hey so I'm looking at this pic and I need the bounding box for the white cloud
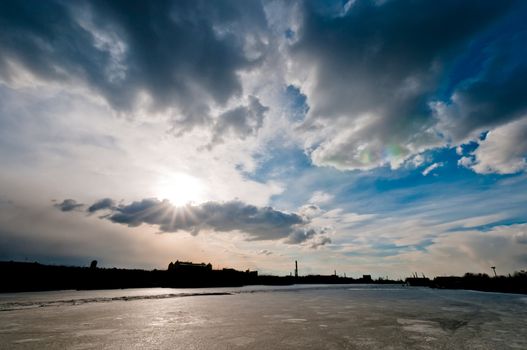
[463,116,527,174]
[409,154,426,168]
[422,162,444,176]
[309,191,333,204]
[439,213,507,229]
[457,156,474,168]
[311,208,376,233]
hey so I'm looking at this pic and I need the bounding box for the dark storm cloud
[208,96,269,148]
[295,0,512,119]
[435,53,527,142]
[1,0,523,173]
[87,198,322,243]
[291,0,520,169]
[0,0,268,132]
[87,198,115,213]
[54,199,83,212]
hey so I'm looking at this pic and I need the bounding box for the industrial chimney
[295,260,298,278]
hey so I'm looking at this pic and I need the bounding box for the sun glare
[155,173,206,206]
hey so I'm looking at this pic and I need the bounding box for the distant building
[168,260,212,272]
[362,274,372,282]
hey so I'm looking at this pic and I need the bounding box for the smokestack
[295,260,298,278]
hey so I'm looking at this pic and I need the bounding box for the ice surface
[0,285,526,349]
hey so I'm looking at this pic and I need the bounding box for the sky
[1,0,526,278]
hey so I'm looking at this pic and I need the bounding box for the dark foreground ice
[0,284,526,349]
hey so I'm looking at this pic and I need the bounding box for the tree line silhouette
[1,260,525,294]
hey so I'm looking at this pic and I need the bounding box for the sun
[155,173,206,206]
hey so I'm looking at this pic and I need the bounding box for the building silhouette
[168,260,212,272]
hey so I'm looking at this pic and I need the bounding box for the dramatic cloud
[54,199,83,212]
[1,0,524,172]
[0,0,269,133]
[84,198,327,244]
[2,0,527,275]
[288,0,519,170]
[458,116,527,174]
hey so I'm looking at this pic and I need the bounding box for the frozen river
[0,284,526,349]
